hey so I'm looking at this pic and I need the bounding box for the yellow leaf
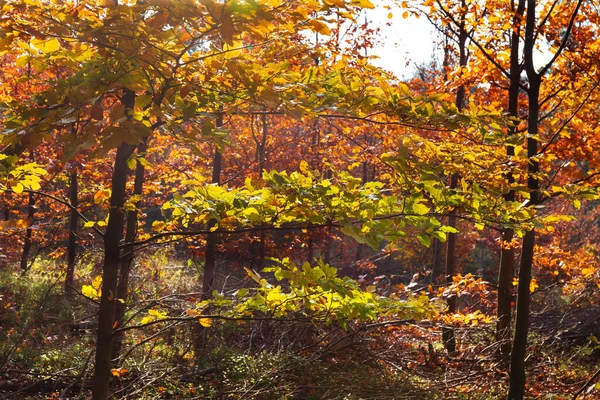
[199,317,212,327]
[31,38,60,53]
[152,221,166,231]
[354,0,374,8]
[387,12,393,19]
[94,189,110,205]
[111,367,129,377]
[529,278,539,293]
[43,39,60,53]
[81,284,98,299]
[12,183,23,194]
[92,275,102,290]
[310,20,331,35]
[299,160,309,174]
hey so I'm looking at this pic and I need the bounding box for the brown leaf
[221,13,234,43]
[90,104,104,121]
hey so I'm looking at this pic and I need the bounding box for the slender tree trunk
[307,229,314,266]
[442,174,459,356]
[497,0,526,362]
[507,0,583,394]
[431,238,443,284]
[111,139,148,362]
[442,2,467,356]
[258,112,267,269]
[194,113,223,359]
[507,1,540,396]
[20,189,35,272]
[65,169,79,295]
[3,192,9,221]
[92,89,136,400]
[203,114,223,296]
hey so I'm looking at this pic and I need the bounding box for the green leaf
[412,202,429,215]
[417,234,431,247]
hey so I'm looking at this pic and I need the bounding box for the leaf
[94,189,111,205]
[221,13,234,43]
[32,38,60,53]
[244,267,262,284]
[310,20,331,35]
[90,104,104,120]
[417,234,431,247]
[412,202,429,215]
[529,278,539,293]
[12,183,24,194]
[199,317,212,327]
[111,368,128,378]
[152,221,166,231]
[82,284,98,299]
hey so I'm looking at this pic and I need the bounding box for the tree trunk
[20,189,35,272]
[111,139,148,362]
[496,0,525,361]
[442,2,467,356]
[91,89,137,400]
[65,169,79,295]
[430,238,443,284]
[194,113,223,359]
[258,112,267,269]
[507,1,540,395]
[442,174,459,356]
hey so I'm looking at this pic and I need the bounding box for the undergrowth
[0,249,599,399]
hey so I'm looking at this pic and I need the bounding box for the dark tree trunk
[307,229,314,266]
[203,113,223,296]
[507,1,583,395]
[65,169,79,295]
[194,113,223,359]
[111,139,148,362]
[3,192,9,221]
[508,0,540,395]
[91,89,137,400]
[497,0,525,362]
[258,112,267,269]
[431,238,443,284]
[20,189,35,272]
[442,3,467,356]
[442,175,459,356]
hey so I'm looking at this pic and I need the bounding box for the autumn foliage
[1,0,600,399]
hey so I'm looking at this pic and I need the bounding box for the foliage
[1,0,600,399]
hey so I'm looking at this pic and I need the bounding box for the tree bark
[194,113,223,359]
[91,89,137,400]
[442,2,467,356]
[496,0,525,362]
[258,112,267,269]
[19,189,35,272]
[442,174,459,356]
[65,169,79,295]
[507,1,540,396]
[111,138,148,362]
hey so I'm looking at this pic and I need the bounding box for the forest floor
[1,254,600,399]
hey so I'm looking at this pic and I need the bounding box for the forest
[1,0,600,399]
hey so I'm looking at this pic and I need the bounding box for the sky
[365,2,439,78]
